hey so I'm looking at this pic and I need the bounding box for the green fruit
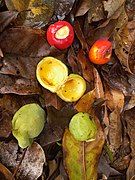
[69,112,97,141]
[12,103,45,148]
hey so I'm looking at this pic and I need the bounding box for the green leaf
[62,128,105,180]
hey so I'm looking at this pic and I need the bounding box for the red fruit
[47,21,74,50]
[89,39,112,65]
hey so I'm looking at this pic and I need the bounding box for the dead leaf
[17,142,46,180]
[124,107,135,157]
[114,21,135,74]
[74,21,89,51]
[0,74,41,95]
[42,89,64,110]
[127,159,135,180]
[105,88,124,112]
[5,0,54,27]
[39,105,77,146]
[54,0,75,19]
[0,141,46,180]
[75,0,90,17]
[101,62,132,96]
[0,163,15,180]
[0,11,18,33]
[108,109,122,152]
[68,47,81,74]
[75,89,96,114]
[88,0,105,22]
[77,49,94,84]
[124,95,135,111]
[0,27,50,57]
[62,127,105,180]
[93,68,104,99]
[103,0,125,18]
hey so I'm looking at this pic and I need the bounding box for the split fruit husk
[36,57,86,102]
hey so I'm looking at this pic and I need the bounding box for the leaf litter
[0,0,135,179]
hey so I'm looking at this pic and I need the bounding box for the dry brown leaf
[0,163,15,180]
[108,109,122,152]
[75,0,90,17]
[105,88,124,112]
[103,0,125,18]
[93,68,104,99]
[0,11,18,33]
[0,141,46,180]
[88,0,105,22]
[74,89,96,114]
[126,159,135,180]
[114,21,135,74]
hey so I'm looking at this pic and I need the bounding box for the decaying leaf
[114,21,135,74]
[0,27,50,57]
[0,11,18,33]
[0,163,15,180]
[54,0,75,19]
[0,141,46,180]
[5,0,54,27]
[105,88,124,112]
[88,0,105,22]
[75,0,90,17]
[103,0,125,18]
[108,109,122,152]
[63,127,105,180]
[75,89,96,114]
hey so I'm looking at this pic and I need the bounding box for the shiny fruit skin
[89,39,112,65]
[47,21,74,50]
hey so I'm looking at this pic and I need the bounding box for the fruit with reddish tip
[89,39,112,65]
[47,21,74,50]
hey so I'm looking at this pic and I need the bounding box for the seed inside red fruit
[47,21,74,50]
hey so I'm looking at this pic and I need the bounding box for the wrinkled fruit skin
[47,20,74,50]
[12,103,45,148]
[89,39,112,65]
[69,112,97,141]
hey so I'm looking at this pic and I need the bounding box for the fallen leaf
[126,158,135,180]
[124,107,135,157]
[105,88,124,112]
[54,0,75,19]
[68,47,81,74]
[0,95,19,137]
[0,11,18,33]
[103,0,125,18]
[62,127,105,180]
[77,49,94,84]
[42,89,64,110]
[17,142,46,179]
[0,163,15,180]
[75,0,90,17]
[75,89,96,114]
[74,21,89,51]
[93,68,104,99]
[0,74,41,95]
[101,62,132,96]
[5,0,54,27]
[114,21,135,74]
[124,95,135,111]
[40,105,77,145]
[0,141,46,180]
[0,27,50,57]
[88,0,105,22]
[108,109,122,152]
